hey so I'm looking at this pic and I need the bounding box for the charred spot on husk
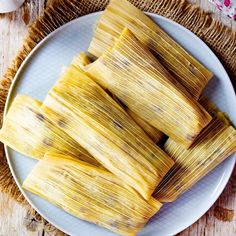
[120,57,130,68]
[22,127,30,132]
[58,119,66,128]
[36,113,45,122]
[150,153,156,159]
[212,148,222,155]
[43,138,53,146]
[195,160,204,166]
[147,38,154,49]
[121,215,129,221]
[174,183,183,191]
[113,121,123,129]
[79,207,87,213]
[152,105,162,113]
[109,220,119,229]
[189,64,197,74]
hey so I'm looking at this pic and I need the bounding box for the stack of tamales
[23,153,162,236]
[40,65,174,200]
[86,0,214,143]
[154,99,236,202]
[85,27,212,148]
[73,52,165,144]
[1,68,169,234]
[0,0,235,235]
[88,0,213,99]
[0,95,99,166]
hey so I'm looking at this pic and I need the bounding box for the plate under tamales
[3,10,236,236]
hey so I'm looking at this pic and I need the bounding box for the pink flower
[233,14,236,20]
[224,0,231,7]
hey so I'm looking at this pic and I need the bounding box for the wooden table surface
[0,0,235,235]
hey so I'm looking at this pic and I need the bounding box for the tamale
[40,65,174,200]
[73,53,164,143]
[0,95,98,165]
[23,153,162,236]
[85,28,212,148]
[88,0,213,99]
[154,99,236,202]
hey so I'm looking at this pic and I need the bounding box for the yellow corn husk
[154,99,236,202]
[23,153,162,236]
[0,95,98,165]
[125,109,164,143]
[111,94,165,144]
[73,53,164,144]
[40,65,174,200]
[85,28,212,148]
[88,0,213,99]
[72,52,92,70]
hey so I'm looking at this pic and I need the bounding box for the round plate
[4,12,236,236]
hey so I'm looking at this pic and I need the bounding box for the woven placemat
[0,0,235,231]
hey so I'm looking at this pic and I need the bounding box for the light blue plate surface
[4,12,236,236]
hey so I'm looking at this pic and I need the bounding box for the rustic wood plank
[178,167,236,236]
[0,193,39,236]
[0,0,235,235]
[0,1,55,235]
[0,0,45,80]
[178,2,236,235]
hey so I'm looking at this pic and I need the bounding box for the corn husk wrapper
[73,52,92,70]
[73,53,164,144]
[154,99,236,202]
[23,153,162,236]
[88,0,213,100]
[125,108,164,143]
[41,65,174,200]
[0,95,99,165]
[85,28,212,148]
[110,94,165,144]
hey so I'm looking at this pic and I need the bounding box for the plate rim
[3,11,236,236]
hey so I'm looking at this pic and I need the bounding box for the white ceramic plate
[4,12,236,236]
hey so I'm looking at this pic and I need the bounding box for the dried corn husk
[41,65,174,200]
[0,95,98,165]
[154,98,236,202]
[85,28,212,148]
[72,52,92,70]
[125,108,164,143]
[111,94,165,144]
[88,0,213,99]
[23,153,162,236]
[73,53,164,144]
